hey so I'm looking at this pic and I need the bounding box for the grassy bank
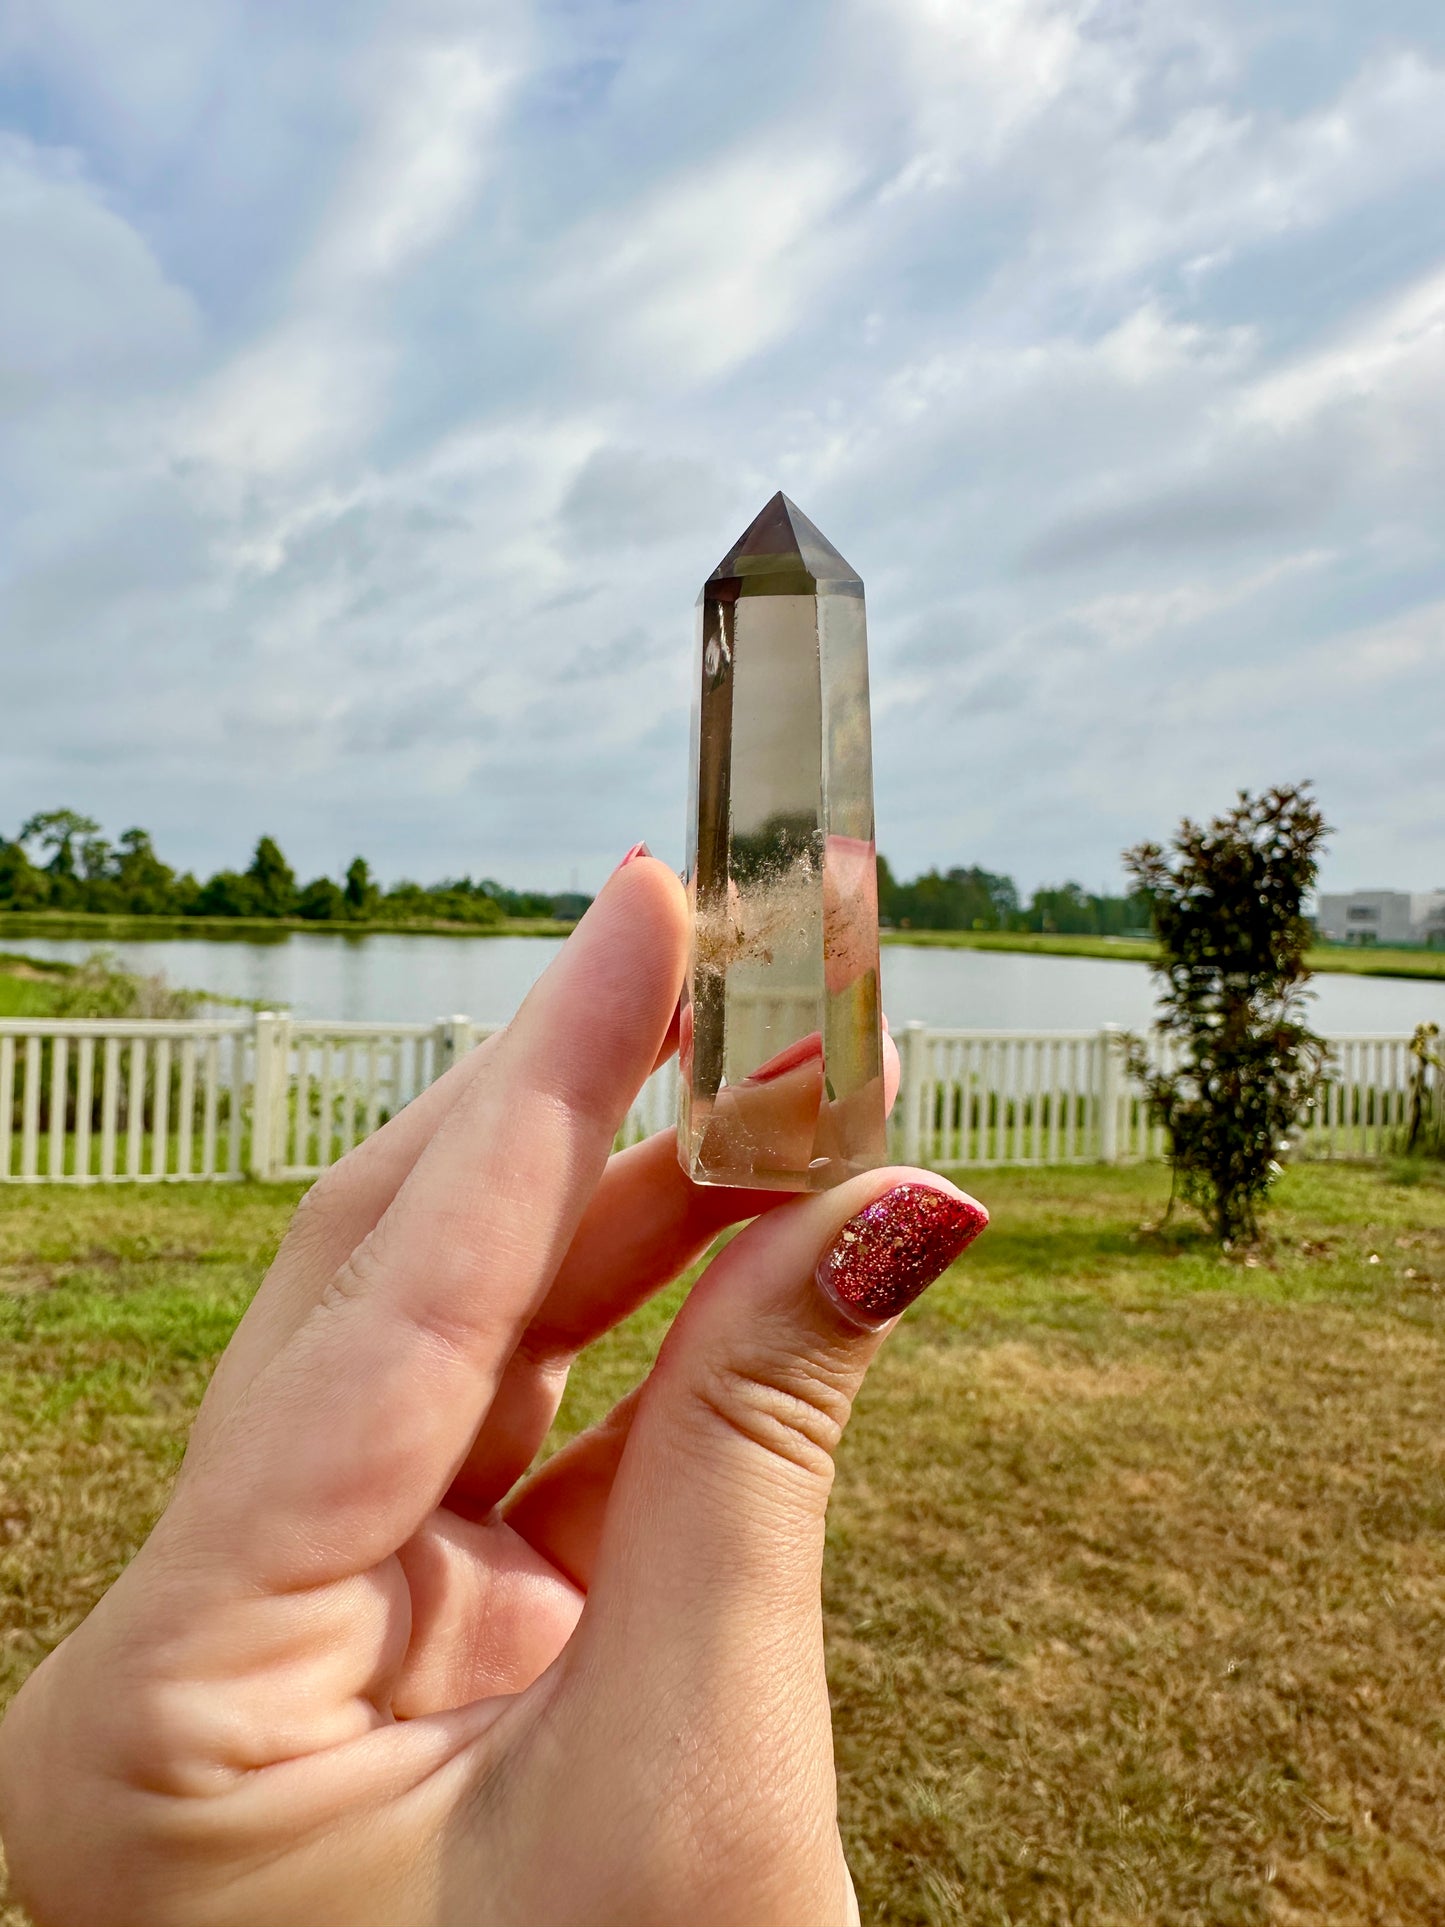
[3,1160,1444,1923]
[4,912,1441,981]
[0,911,573,944]
[0,954,74,1019]
[881,926,1445,982]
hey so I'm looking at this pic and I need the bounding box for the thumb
[563,1170,986,1891]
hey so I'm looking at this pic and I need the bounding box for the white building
[1315,890,1445,947]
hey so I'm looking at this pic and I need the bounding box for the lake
[12,932,1445,1036]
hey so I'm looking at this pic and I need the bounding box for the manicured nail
[747,1031,822,1084]
[614,841,651,872]
[816,1183,988,1331]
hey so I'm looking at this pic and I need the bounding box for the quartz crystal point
[678,492,887,1191]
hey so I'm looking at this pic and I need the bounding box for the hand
[0,857,985,1927]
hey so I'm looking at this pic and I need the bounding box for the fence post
[250,1012,281,1181]
[434,1014,473,1081]
[1099,1025,1122,1164]
[897,1021,927,1165]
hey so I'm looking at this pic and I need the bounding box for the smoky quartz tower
[679,492,887,1191]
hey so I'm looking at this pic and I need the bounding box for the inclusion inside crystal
[679,493,887,1192]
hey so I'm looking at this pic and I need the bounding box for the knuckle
[692,1345,855,1481]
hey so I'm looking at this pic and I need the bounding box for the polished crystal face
[679,492,887,1191]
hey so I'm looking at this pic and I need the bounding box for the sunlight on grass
[2,1161,1443,1924]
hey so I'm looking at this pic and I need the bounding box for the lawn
[4,919,1444,982]
[879,927,1445,983]
[0,959,70,1020]
[2,1161,1444,1924]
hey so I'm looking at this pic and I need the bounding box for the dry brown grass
[3,1161,1444,1924]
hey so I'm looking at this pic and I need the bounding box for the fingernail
[614,841,651,873]
[746,1031,822,1084]
[816,1183,988,1331]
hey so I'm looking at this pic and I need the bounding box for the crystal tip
[708,492,862,591]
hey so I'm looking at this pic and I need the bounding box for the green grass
[3,1162,1445,1923]
[6,914,1442,979]
[0,911,573,943]
[0,957,72,1019]
[881,927,1445,982]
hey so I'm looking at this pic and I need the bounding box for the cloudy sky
[2,0,1443,895]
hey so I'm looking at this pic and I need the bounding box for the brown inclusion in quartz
[678,492,887,1191]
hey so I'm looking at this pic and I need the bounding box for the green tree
[193,869,263,917]
[298,877,346,921]
[343,857,378,920]
[1022,882,1095,934]
[113,829,181,915]
[879,863,1018,931]
[246,836,297,917]
[0,838,46,908]
[19,809,100,908]
[19,809,101,879]
[1124,784,1332,1246]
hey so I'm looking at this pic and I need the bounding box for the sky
[1,0,1443,896]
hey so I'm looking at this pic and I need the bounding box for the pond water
[12,931,1445,1037]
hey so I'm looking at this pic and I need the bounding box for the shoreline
[2,913,1442,983]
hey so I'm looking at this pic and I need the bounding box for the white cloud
[182,319,390,484]
[315,32,517,286]
[0,133,199,398]
[1023,48,1445,289]
[1245,262,1445,436]
[546,140,858,381]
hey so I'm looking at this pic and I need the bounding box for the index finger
[178,855,688,1591]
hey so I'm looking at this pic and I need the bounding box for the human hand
[0,856,986,1927]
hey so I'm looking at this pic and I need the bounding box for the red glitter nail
[614,841,651,872]
[816,1183,988,1331]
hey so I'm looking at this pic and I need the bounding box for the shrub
[1124,784,1331,1246]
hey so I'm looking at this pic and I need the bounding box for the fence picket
[0,1035,13,1179]
[48,1036,69,1178]
[318,1040,335,1170]
[152,1037,171,1180]
[125,1039,144,1178]
[75,1036,94,1183]
[21,1037,41,1179]
[100,1037,120,1178]
[202,1036,219,1179]
[177,1037,196,1179]
[338,1044,358,1155]
[225,1031,241,1177]
[0,1015,1426,1185]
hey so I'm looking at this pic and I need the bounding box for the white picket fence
[0,1013,1432,1185]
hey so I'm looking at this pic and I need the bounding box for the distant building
[1315,890,1445,947]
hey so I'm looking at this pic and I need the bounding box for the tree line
[0,811,585,926]
[877,859,1151,937]
[0,810,1153,935]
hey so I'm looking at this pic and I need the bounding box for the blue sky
[1,0,1443,894]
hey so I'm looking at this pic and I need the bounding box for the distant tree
[113,829,181,915]
[1124,783,1331,1246]
[879,863,1017,931]
[479,878,561,919]
[297,877,346,921]
[246,836,297,917]
[1022,882,1101,935]
[343,857,378,919]
[19,809,100,908]
[0,811,588,929]
[193,869,263,918]
[19,809,101,879]
[78,835,113,883]
[0,838,46,908]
